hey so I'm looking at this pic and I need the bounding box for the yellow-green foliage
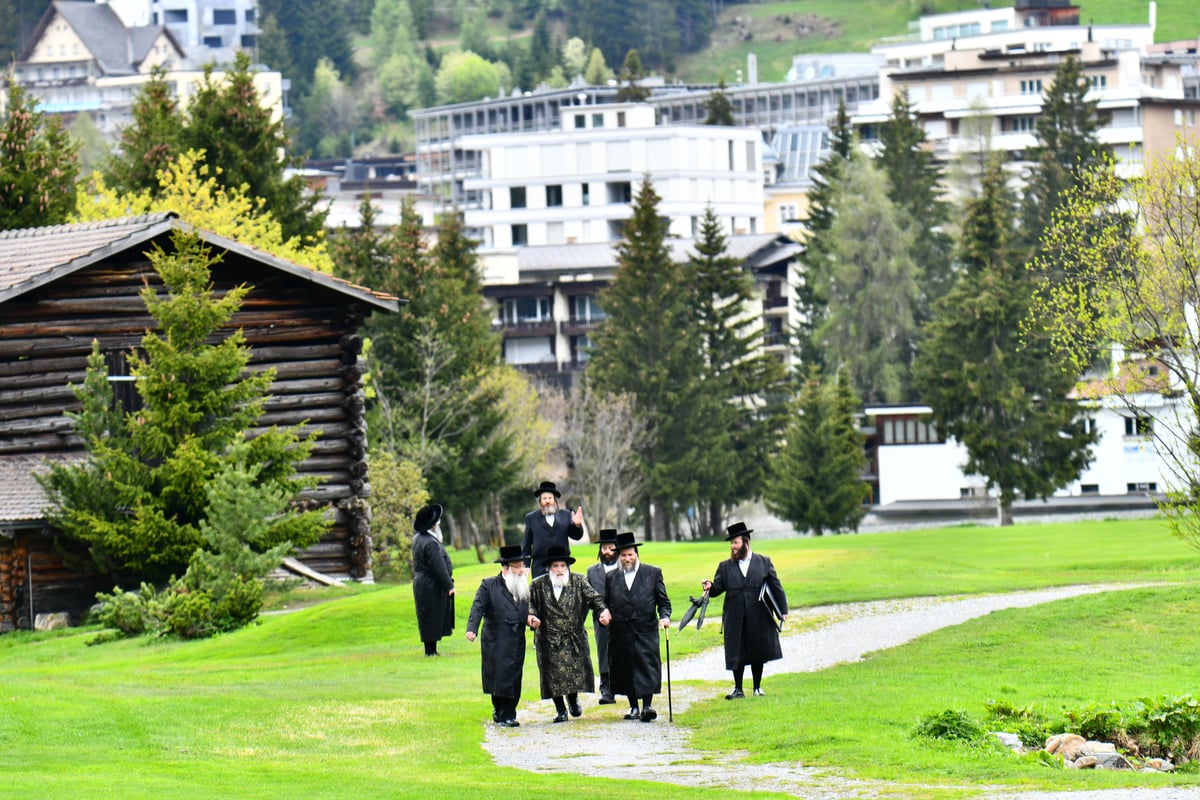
[75,149,334,273]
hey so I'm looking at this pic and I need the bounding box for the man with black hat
[604,532,671,722]
[701,521,788,698]
[522,480,585,579]
[466,545,531,727]
[586,529,620,704]
[528,546,611,722]
[412,503,455,657]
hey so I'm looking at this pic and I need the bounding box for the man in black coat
[466,545,530,727]
[522,480,585,579]
[604,532,671,722]
[701,521,788,698]
[585,528,620,704]
[411,503,455,656]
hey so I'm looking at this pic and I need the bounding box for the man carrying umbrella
[700,521,788,699]
[604,532,671,722]
[466,545,531,727]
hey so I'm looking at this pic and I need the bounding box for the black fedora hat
[597,528,618,544]
[540,545,576,567]
[614,531,641,551]
[413,503,443,533]
[495,544,524,564]
[533,480,561,498]
[724,521,753,541]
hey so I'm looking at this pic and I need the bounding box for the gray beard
[504,571,529,603]
[549,572,570,589]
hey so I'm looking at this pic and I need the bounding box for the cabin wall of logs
[0,244,384,628]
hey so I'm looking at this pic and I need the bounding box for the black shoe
[553,712,569,723]
[425,651,439,657]
[492,710,500,722]
[725,688,745,699]
[624,708,641,720]
[640,707,657,722]
[498,718,520,728]
[568,699,582,717]
[598,693,616,705]
[753,688,765,696]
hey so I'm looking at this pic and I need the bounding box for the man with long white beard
[604,532,671,722]
[701,521,788,699]
[522,480,585,579]
[586,529,620,704]
[466,545,532,727]
[528,546,611,722]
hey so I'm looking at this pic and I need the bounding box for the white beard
[428,524,443,543]
[549,571,570,589]
[504,570,529,603]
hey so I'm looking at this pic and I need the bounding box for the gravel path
[484,584,1194,799]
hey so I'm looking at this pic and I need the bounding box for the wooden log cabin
[0,214,400,632]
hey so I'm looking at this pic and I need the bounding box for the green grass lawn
[2,517,1199,798]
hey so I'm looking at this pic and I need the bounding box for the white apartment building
[853,0,1177,182]
[461,103,764,260]
[99,0,259,63]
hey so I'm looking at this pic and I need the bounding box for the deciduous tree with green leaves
[914,159,1095,525]
[39,231,328,584]
[765,367,869,536]
[0,81,79,231]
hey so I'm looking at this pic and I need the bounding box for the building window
[1010,116,1036,132]
[546,184,563,207]
[165,8,188,22]
[581,183,590,206]
[1080,484,1100,495]
[510,186,526,209]
[1081,416,1096,435]
[1124,415,1153,437]
[574,114,586,129]
[213,9,236,24]
[105,350,144,414]
[203,35,223,47]
[511,223,528,246]
[606,182,632,204]
[241,34,257,48]
[570,334,592,366]
[592,112,603,127]
[1126,481,1157,493]
[1020,79,1043,95]
[779,204,798,225]
[501,296,550,324]
[880,416,943,445]
[617,111,626,128]
[570,294,605,322]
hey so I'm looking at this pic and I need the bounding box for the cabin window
[105,350,144,414]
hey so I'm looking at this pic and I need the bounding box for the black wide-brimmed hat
[614,531,641,551]
[540,545,576,567]
[413,503,443,533]
[495,544,524,564]
[724,521,753,541]
[533,480,561,498]
[597,528,619,544]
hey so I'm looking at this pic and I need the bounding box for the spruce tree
[0,82,79,231]
[39,232,326,581]
[765,366,868,536]
[914,159,1095,525]
[102,67,181,196]
[588,177,708,539]
[687,207,788,535]
[703,79,735,126]
[615,49,651,102]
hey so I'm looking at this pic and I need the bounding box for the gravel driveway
[484,584,1193,799]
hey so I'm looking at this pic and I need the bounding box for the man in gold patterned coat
[528,545,611,722]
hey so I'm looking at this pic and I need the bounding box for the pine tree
[877,91,954,318]
[102,67,181,196]
[1021,56,1107,255]
[687,207,788,534]
[182,52,326,243]
[588,177,708,539]
[39,232,326,581]
[794,98,853,370]
[615,49,651,102]
[703,79,735,126]
[765,367,868,536]
[0,82,79,231]
[914,159,1095,525]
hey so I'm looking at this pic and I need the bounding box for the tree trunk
[998,499,1014,527]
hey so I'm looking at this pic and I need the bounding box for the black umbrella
[758,582,784,632]
[677,590,710,631]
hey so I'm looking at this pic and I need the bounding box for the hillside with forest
[1,0,1194,157]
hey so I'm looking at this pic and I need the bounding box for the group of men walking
[418,479,789,728]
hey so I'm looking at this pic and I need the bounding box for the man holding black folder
[701,522,788,699]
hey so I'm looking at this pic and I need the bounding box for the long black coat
[709,552,788,670]
[411,531,454,642]
[604,562,671,698]
[521,509,584,579]
[466,574,528,698]
[586,562,616,672]
[528,572,607,698]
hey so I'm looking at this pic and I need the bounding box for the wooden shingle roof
[0,454,81,533]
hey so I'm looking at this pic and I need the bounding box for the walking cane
[665,623,673,722]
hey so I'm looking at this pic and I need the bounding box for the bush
[984,699,1052,748]
[913,709,985,743]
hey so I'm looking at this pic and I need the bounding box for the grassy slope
[2,517,1199,798]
